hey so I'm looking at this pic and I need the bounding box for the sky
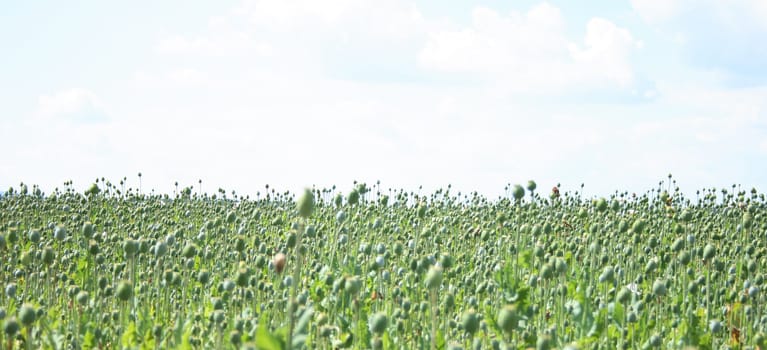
[1,0,766,200]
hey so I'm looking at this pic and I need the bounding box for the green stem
[430,288,437,350]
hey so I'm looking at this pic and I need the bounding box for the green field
[1,179,764,349]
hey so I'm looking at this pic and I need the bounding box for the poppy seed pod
[116,281,133,301]
[3,318,19,337]
[703,244,715,260]
[345,276,362,295]
[368,312,388,335]
[348,190,360,206]
[82,222,94,239]
[512,185,525,201]
[297,188,315,219]
[497,305,519,335]
[54,226,67,241]
[19,304,36,327]
[425,266,443,289]
[461,310,480,336]
[273,253,287,274]
[652,279,667,297]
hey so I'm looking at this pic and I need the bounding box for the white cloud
[631,0,767,84]
[632,0,767,28]
[418,4,641,93]
[155,23,273,57]
[7,1,765,199]
[36,88,108,124]
[630,0,683,23]
[569,18,636,87]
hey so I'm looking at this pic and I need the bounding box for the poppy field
[1,178,765,349]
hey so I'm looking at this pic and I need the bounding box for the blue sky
[1,0,766,199]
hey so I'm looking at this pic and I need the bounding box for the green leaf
[256,321,284,350]
[436,329,446,350]
[291,334,307,349]
[483,305,504,338]
[121,321,139,348]
[141,328,155,350]
[334,332,353,349]
[518,249,532,270]
[612,302,625,324]
[295,306,314,334]
[83,330,96,350]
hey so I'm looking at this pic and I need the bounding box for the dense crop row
[1,178,765,349]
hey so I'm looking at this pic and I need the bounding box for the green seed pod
[678,251,691,266]
[599,266,615,283]
[19,304,36,327]
[20,250,34,266]
[497,305,519,335]
[334,194,343,207]
[82,222,94,239]
[116,281,133,301]
[213,310,226,324]
[368,312,388,335]
[348,190,360,206]
[461,310,480,336]
[28,229,41,243]
[743,212,753,229]
[345,276,362,295]
[595,198,608,212]
[540,263,554,280]
[631,219,646,234]
[420,301,429,313]
[89,240,100,256]
[526,180,537,192]
[123,239,138,257]
[297,188,315,219]
[54,226,67,241]
[305,225,316,238]
[679,209,692,222]
[417,204,427,219]
[703,244,715,260]
[649,334,661,347]
[443,292,455,310]
[371,337,383,350]
[512,185,525,201]
[617,288,631,304]
[211,297,224,310]
[644,259,658,274]
[230,330,241,346]
[555,258,568,275]
[425,266,443,289]
[652,279,667,297]
[155,241,168,257]
[754,332,766,348]
[182,243,198,259]
[671,238,684,252]
[536,335,551,350]
[76,291,89,306]
[286,232,297,249]
[3,317,19,336]
[709,320,722,333]
[440,254,454,269]
[226,211,237,224]
[686,281,698,295]
[86,183,100,196]
[42,246,55,266]
[234,235,246,252]
[236,268,250,287]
